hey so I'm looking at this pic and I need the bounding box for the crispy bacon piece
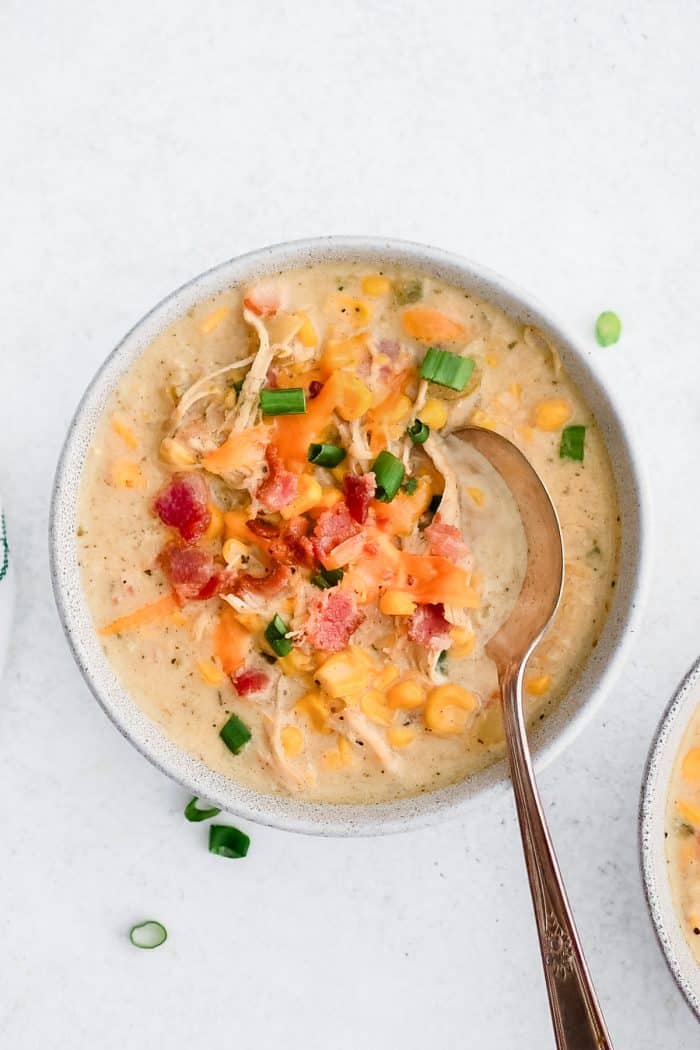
[308,380,323,399]
[343,472,376,525]
[232,667,270,695]
[235,561,290,598]
[305,589,364,653]
[312,503,361,564]
[159,544,216,601]
[407,602,451,649]
[246,516,281,539]
[154,472,211,542]
[425,517,471,562]
[268,515,315,567]
[256,446,298,512]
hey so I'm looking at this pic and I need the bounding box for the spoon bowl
[457,426,613,1050]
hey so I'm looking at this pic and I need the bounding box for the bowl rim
[49,235,652,836]
[640,655,700,1019]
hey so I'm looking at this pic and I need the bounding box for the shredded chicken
[423,432,473,628]
[262,680,315,791]
[336,708,403,774]
[166,353,257,436]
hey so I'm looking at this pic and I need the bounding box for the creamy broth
[666,705,700,962]
[78,262,618,803]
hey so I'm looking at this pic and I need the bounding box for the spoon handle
[499,664,613,1050]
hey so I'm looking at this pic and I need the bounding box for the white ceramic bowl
[641,657,700,1017]
[49,236,651,835]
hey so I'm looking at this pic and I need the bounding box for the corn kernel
[361,274,391,297]
[317,648,373,699]
[360,690,394,726]
[111,415,138,449]
[278,649,315,675]
[419,399,448,430]
[323,735,353,769]
[202,503,224,542]
[321,332,367,372]
[295,691,333,733]
[197,658,224,686]
[533,398,572,432]
[336,375,373,421]
[235,612,264,633]
[387,725,416,749]
[336,295,371,328]
[111,460,145,489]
[379,589,417,616]
[331,462,349,483]
[470,409,498,431]
[223,509,252,543]
[467,486,484,507]
[677,798,700,829]
[200,305,230,334]
[222,537,250,565]
[377,393,413,425]
[280,475,323,519]
[375,663,400,690]
[449,626,476,658]
[681,748,700,785]
[295,312,317,347]
[425,684,478,734]
[281,725,304,757]
[387,678,425,710]
[315,485,343,510]
[525,674,551,697]
[160,437,197,467]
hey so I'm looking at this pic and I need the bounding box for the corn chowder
[666,706,700,963]
[78,263,618,803]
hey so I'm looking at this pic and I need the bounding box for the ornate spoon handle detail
[500,663,613,1050]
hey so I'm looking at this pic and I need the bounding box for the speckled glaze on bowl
[49,236,651,836]
[641,657,700,1019]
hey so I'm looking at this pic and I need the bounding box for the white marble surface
[1,2,699,1046]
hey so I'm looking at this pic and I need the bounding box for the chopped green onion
[265,613,293,657]
[372,450,405,502]
[311,567,344,589]
[129,921,168,949]
[308,443,346,468]
[219,713,252,754]
[437,650,448,673]
[420,348,475,391]
[208,824,250,859]
[184,797,221,823]
[595,311,621,347]
[560,425,586,462]
[428,493,442,515]
[259,387,306,416]
[394,279,423,305]
[404,477,418,495]
[407,419,430,445]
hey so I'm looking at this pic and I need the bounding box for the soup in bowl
[50,238,648,834]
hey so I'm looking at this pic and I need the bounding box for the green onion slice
[220,713,252,754]
[407,419,430,445]
[394,279,423,305]
[308,443,346,467]
[560,425,586,462]
[184,797,221,823]
[372,450,405,503]
[209,824,251,859]
[265,613,293,657]
[437,650,448,674]
[311,567,345,589]
[259,387,306,416]
[404,477,418,495]
[420,348,475,391]
[595,311,621,347]
[129,920,168,949]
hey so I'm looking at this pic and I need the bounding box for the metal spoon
[456,425,613,1050]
